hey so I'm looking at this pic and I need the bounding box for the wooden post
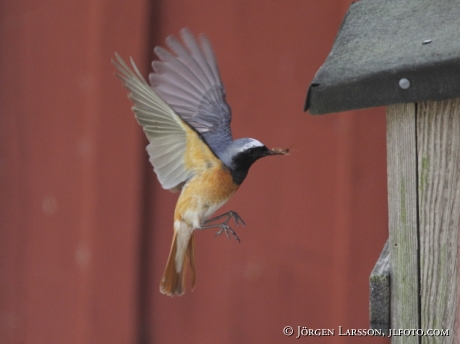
[417,99,460,342]
[386,103,420,342]
[378,99,460,342]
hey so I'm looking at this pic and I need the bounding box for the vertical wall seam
[414,102,422,343]
[137,2,161,342]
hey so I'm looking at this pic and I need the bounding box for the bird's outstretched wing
[113,53,219,191]
[149,28,233,156]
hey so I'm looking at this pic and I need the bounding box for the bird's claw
[215,224,240,243]
[199,210,245,242]
[230,212,246,227]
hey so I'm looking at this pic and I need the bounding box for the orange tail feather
[160,231,196,296]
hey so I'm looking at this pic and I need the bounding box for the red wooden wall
[0,0,389,343]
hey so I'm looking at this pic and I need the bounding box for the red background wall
[0,0,388,343]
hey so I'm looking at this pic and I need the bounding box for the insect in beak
[268,147,290,156]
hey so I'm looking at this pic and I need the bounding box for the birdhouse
[305,0,460,341]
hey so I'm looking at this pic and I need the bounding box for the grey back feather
[149,28,233,157]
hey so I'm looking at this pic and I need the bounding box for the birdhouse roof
[305,0,460,114]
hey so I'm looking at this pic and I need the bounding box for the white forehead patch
[236,139,264,153]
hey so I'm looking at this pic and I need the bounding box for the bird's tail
[160,227,196,296]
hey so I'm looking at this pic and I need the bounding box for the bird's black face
[225,138,288,185]
[230,145,288,185]
[232,145,270,171]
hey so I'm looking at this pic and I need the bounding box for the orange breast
[174,163,239,228]
[170,120,240,228]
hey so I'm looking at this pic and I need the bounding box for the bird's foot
[197,210,245,242]
[204,210,246,227]
[215,224,240,242]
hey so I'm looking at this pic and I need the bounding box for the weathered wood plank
[387,103,419,344]
[370,240,390,332]
[417,99,460,344]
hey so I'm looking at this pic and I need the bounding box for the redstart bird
[114,28,288,296]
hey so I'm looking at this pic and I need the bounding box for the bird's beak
[267,147,289,156]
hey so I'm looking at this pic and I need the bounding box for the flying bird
[113,28,288,296]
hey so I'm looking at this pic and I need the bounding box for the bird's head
[222,138,289,184]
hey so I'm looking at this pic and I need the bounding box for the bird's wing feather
[149,28,233,156]
[113,53,219,191]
